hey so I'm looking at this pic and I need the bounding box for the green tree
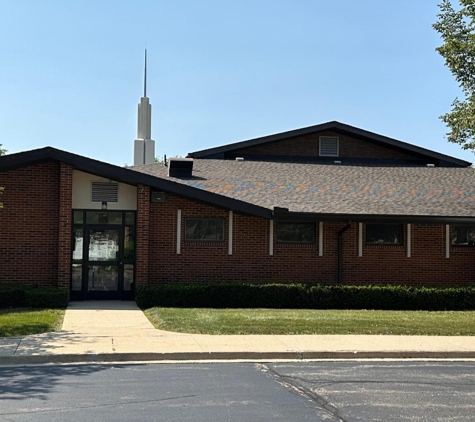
[434,0,475,151]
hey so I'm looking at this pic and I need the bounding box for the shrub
[0,284,32,308]
[135,282,475,311]
[25,289,69,309]
[0,285,68,309]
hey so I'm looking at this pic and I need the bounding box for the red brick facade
[0,161,62,287]
[145,196,475,286]
[233,131,426,162]
[136,185,150,286]
[0,154,473,296]
[57,163,73,291]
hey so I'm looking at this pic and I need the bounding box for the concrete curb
[2,350,475,365]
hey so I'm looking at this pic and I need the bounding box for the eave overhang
[272,208,475,224]
[0,147,273,219]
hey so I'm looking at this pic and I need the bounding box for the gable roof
[3,146,475,223]
[187,121,472,167]
[0,147,272,219]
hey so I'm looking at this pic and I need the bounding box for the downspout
[338,222,352,283]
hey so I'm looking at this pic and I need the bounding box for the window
[185,218,224,241]
[366,224,402,245]
[452,226,475,246]
[276,222,315,243]
[319,136,339,157]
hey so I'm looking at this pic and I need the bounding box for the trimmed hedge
[0,285,68,309]
[135,282,475,311]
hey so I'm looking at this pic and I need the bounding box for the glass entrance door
[71,211,135,300]
[88,228,121,295]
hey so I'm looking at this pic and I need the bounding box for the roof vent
[427,163,435,168]
[168,158,194,178]
[236,157,244,161]
[319,136,339,157]
[91,181,119,203]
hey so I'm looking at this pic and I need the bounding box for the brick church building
[1,77,475,300]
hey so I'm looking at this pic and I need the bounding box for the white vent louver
[319,136,339,157]
[91,181,119,203]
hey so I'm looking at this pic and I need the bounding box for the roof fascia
[333,122,471,167]
[188,121,471,167]
[273,210,475,224]
[0,147,272,219]
[188,122,335,158]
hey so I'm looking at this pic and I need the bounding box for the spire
[133,49,155,166]
[144,48,147,98]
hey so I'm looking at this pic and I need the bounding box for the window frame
[275,221,316,244]
[184,217,225,242]
[365,223,403,246]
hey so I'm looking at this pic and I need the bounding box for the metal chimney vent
[91,181,119,203]
[168,158,194,178]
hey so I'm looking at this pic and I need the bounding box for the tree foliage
[434,0,475,151]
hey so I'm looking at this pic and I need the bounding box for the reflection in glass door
[88,228,120,292]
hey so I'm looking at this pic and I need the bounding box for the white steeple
[134,49,155,166]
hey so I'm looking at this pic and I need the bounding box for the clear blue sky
[0,0,471,165]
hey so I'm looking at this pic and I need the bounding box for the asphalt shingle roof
[133,160,475,217]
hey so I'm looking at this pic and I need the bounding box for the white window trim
[446,224,450,259]
[358,223,363,257]
[228,211,233,255]
[318,222,323,256]
[269,220,274,256]
[319,136,339,157]
[176,209,181,254]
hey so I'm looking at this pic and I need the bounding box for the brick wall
[136,185,150,286]
[232,131,426,162]
[57,163,73,291]
[0,161,61,286]
[147,196,474,285]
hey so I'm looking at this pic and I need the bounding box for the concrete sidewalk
[1,301,475,364]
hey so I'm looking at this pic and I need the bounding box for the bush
[135,282,475,311]
[0,285,68,309]
[25,289,69,309]
[0,284,32,308]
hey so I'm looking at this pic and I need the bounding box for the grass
[144,308,475,336]
[0,309,65,337]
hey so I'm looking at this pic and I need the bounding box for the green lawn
[144,308,475,336]
[0,309,65,337]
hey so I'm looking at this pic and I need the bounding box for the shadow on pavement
[0,364,117,401]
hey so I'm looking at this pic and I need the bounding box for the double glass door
[71,211,135,300]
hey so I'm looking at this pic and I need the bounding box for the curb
[1,350,475,365]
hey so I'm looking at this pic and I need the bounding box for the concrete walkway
[1,301,475,364]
